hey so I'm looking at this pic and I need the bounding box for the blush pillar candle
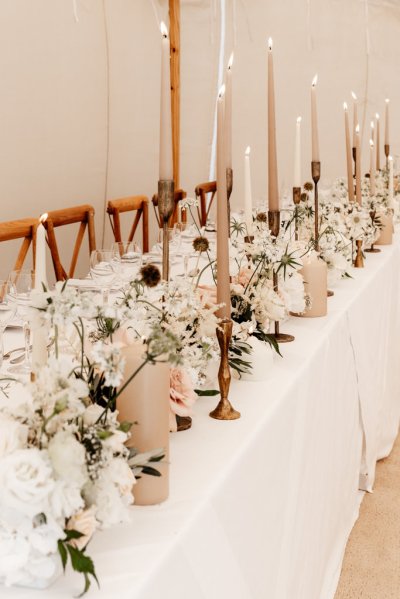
[216,85,231,320]
[294,116,302,188]
[355,124,362,204]
[311,75,320,162]
[117,343,170,505]
[159,22,173,180]
[300,252,327,318]
[244,146,253,234]
[31,214,48,373]
[344,103,355,201]
[267,38,279,211]
[375,113,381,171]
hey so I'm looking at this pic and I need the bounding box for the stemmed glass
[0,280,17,369]
[111,241,142,285]
[7,270,34,375]
[90,250,116,304]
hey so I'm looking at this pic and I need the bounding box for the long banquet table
[2,233,400,599]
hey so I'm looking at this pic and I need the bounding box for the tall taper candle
[355,124,362,204]
[32,214,48,373]
[225,53,233,170]
[267,38,279,211]
[344,103,355,201]
[216,85,231,320]
[244,146,253,233]
[351,91,358,148]
[369,140,376,196]
[371,120,375,145]
[159,22,173,180]
[385,99,390,147]
[294,116,302,188]
[311,75,320,162]
[375,113,381,170]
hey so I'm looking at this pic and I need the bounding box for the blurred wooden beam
[169,0,180,188]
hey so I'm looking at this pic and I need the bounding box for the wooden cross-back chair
[151,189,187,228]
[0,218,37,272]
[194,181,217,227]
[106,196,149,253]
[44,204,96,281]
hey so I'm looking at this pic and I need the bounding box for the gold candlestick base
[353,239,364,268]
[352,146,357,179]
[158,179,175,281]
[327,290,334,297]
[293,186,301,241]
[365,245,381,254]
[226,167,233,237]
[385,144,390,170]
[271,270,295,343]
[210,319,240,420]
[312,161,321,251]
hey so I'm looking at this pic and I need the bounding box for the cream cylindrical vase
[375,213,393,245]
[300,253,328,318]
[117,344,170,505]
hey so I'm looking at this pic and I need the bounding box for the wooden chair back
[106,196,149,253]
[44,204,96,281]
[151,189,187,228]
[195,181,217,227]
[0,218,37,272]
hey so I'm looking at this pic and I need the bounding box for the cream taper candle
[344,103,355,201]
[311,75,320,162]
[355,124,362,204]
[225,53,233,170]
[159,22,173,180]
[268,38,279,211]
[385,99,390,147]
[32,213,48,373]
[351,91,358,149]
[244,146,253,233]
[216,85,231,320]
[369,140,376,196]
[376,113,381,171]
[294,116,302,188]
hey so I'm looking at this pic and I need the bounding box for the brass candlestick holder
[268,209,295,343]
[226,167,233,237]
[352,147,357,178]
[353,239,364,268]
[210,319,240,420]
[365,210,381,253]
[158,179,175,281]
[292,186,301,240]
[385,144,390,170]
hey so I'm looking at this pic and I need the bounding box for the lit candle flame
[39,213,48,224]
[268,37,273,50]
[245,146,251,156]
[355,124,360,134]
[297,116,302,123]
[370,139,374,148]
[343,102,348,110]
[218,84,226,98]
[386,98,390,104]
[312,74,318,87]
[389,155,393,162]
[160,21,168,38]
[228,52,234,69]
[351,91,357,101]
[371,121,374,129]
[376,113,380,120]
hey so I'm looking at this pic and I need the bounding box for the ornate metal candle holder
[352,147,356,179]
[226,167,233,236]
[158,179,175,281]
[365,210,381,253]
[353,239,364,268]
[209,319,240,420]
[268,209,295,343]
[292,186,301,240]
[312,161,321,251]
[385,144,390,170]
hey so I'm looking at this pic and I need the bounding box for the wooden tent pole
[169,0,180,189]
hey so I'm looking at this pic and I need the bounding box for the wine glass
[7,270,34,375]
[111,241,142,285]
[0,280,17,368]
[90,250,116,304]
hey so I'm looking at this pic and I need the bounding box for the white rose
[0,449,54,517]
[0,414,28,458]
[103,430,129,453]
[48,431,87,487]
[28,519,64,555]
[50,480,84,520]
[0,532,30,585]
[83,403,104,426]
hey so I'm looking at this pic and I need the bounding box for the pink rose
[169,368,197,432]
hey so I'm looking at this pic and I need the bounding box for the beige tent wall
[0,0,399,279]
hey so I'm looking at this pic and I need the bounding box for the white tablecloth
[2,235,400,599]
